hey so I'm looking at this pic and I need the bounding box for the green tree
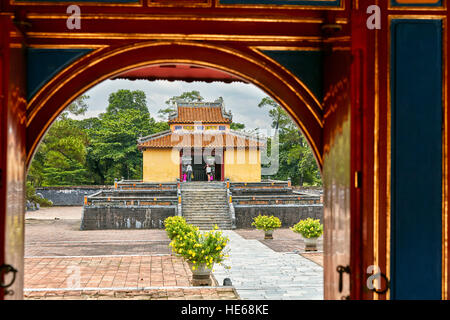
[87,89,157,184]
[258,97,321,186]
[107,89,148,115]
[158,90,204,118]
[230,122,245,131]
[28,95,92,186]
[62,94,89,118]
[28,89,169,186]
[28,118,92,186]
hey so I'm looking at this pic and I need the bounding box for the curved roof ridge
[168,100,232,124]
[137,130,172,144]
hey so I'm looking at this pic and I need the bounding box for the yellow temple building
[137,100,265,182]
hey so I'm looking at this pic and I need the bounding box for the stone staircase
[181,181,232,230]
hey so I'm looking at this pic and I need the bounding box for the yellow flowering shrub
[251,214,282,231]
[164,216,198,240]
[291,218,323,239]
[169,224,230,270]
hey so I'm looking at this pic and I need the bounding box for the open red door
[0,16,27,300]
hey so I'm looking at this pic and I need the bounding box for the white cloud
[78,79,277,132]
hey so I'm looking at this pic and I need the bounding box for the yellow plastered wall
[142,149,180,182]
[224,148,261,182]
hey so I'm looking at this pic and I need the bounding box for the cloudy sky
[76,79,278,134]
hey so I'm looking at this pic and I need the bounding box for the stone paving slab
[25,219,170,256]
[234,228,324,267]
[26,206,83,220]
[235,228,324,252]
[213,231,323,300]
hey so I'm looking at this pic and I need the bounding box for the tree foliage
[86,108,155,184]
[107,89,148,115]
[158,90,204,118]
[28,100,92,186]
[27,91,321,188]
[259,96,321,186]
[28,90,168,186]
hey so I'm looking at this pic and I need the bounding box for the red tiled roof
[168,106,231,124]
[138,131,265,149]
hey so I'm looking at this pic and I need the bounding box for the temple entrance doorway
[181,149,224,182]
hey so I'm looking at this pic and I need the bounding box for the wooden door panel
[0,19,27,300]
[323,51,352,300]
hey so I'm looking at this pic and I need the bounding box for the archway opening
[24,59,326,300]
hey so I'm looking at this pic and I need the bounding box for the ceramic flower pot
[188,262,213,286]
[304,237,319,251]
[264,230,274,239]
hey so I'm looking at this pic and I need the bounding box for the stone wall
[81,205,176,230]
[234,204,323,229]
[36,186,109,206]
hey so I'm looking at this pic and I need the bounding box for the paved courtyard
[24,206,323,300]
[213,231,323,300]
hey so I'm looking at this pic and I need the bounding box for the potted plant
[164,216,198,240]
[169,224,230,286]
[291,218,323,251]
[251,214,282,239]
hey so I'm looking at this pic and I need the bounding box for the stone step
[182,196,227,199]
[185,216,231,220]
[183,205,227,208]
[185,216,230,219]
[183,196,226,198]
[180,181,231,229]
[184,208,227,210]
[186,222,232,226]
[182,207,228,210]
[182,192,226,194]
[185,218,229,221]
[186,219,232,224]
[182,204,228,207]
[181,186,226,191]
[184,212,229,215]
[182,203,227,205]
[182,200,227,203]
[183,212,229,215]
[187,224,233,230]
[183,191,227,194]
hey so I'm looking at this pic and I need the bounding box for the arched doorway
[26,42,324,170]
[3,0,450,302]
[1,5,362,298]
[17,40,354,300]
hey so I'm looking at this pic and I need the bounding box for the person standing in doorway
[186,163,193,182]
[206,163,212,182]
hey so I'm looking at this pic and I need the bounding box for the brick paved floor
[24,288,239,300]
[24,209,238,300]
[23,207,321,300]
[25,255,192,289]
[24,255,239,300]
